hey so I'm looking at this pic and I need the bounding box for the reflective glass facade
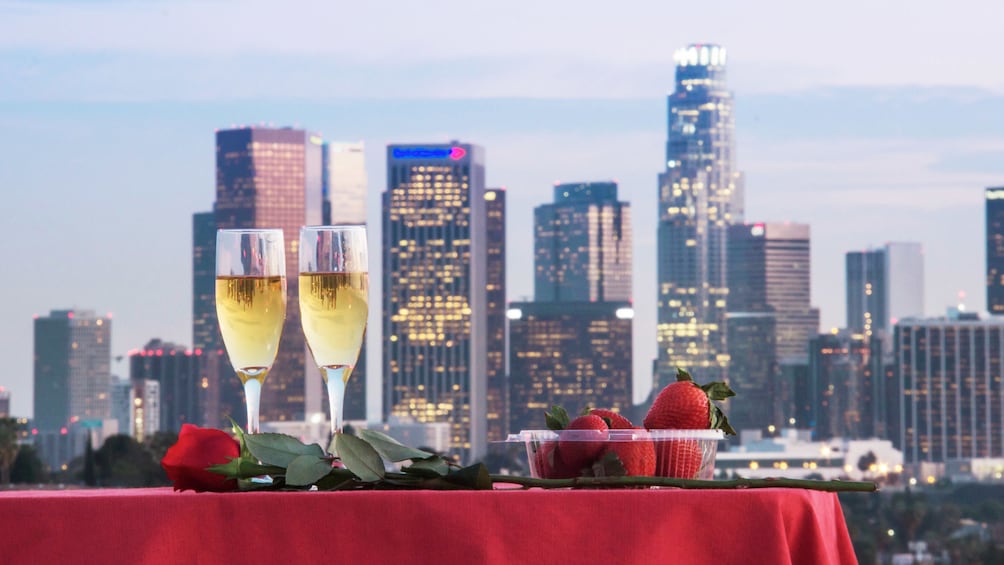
[728,223,818,361]
[33,309,111,431]
[656,44,741,388]
[534,182,631,302]
[847,242,924,336]
[895,318,1004,464]
[382,143,488,462]
[986,187,1004,314]
[508,301,633,432]
[193,127,323,426]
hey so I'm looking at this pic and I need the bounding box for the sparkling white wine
[215,275,286,381]
[299,272,368,378]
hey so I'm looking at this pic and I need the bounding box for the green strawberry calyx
[545,405,612,430]
[545,405,570,430]
[676,367,738,436]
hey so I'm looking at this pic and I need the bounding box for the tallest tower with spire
[655,44,743,390]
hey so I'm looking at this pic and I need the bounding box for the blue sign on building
[392,147,467,160]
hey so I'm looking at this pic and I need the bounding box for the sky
[1,0,1003,420]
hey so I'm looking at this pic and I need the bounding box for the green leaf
[207,456,284,480]
[285,455,335,486]
[675,367,694,383]
[358,429,435,462]
[443,463,492,490]
[589,450,627,478]
[710,405,737,436]
[403,456,451,477]
[545,405,570,430]
[701,381,736,401]
[314,469,356,490]
[245,433,325,467]
[335,433,386,482]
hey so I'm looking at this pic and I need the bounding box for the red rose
[161,424,240,492]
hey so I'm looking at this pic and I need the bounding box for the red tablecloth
[0,487,857,564]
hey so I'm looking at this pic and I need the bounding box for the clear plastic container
[507,429,724,480]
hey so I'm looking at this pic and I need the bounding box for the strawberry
[532,442,579,479]
[557,414,609,472]
[601,431,655,476]
[589,408,634,429]
[643,368,737,434]
[655,439,704,479]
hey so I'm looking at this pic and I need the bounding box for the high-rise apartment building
[534,182,631,302]
[319,141,369,422]
[193,127,323,427]
[33,309,112,431]
[128,339,200,433]
[485,188,507,442]
[986,187,1004,314]
[382,142,489,461]
[894,316,1004,464]
[846,242,924,335]
[508,301,633,432]
[656,44,743,388]
[0,387,9,418]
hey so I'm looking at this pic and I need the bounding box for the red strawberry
[644,368,737,434]
[557,414,609,473]
[589,408,634,429]
[655,439,703,479]
[601,432,655,476]
[533,442,578,479]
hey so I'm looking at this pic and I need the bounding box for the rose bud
[161,424,240,492]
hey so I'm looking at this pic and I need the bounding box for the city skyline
[3,2,1003,418]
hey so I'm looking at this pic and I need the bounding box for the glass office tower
[656,44,742,389]
[382,142,489,462]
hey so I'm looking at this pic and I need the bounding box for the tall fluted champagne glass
[215,229,287,434]
[299,225,369,436]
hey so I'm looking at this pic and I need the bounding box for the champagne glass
[299,225,369,436]
[216,229,287,434]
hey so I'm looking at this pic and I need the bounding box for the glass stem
[243,378,262,434]
[324,367,348,436]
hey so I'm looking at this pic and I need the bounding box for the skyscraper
[128,339,200,433]
[986,187,1004,314]
[508,301,634,432]
[728,223,819,360]
[807,330,887,440]
[656,44,742,388]
[193,126,323,427]
[725,222,818,432]
[33,309,111,431]
[509,181,632,431]
[485,188,507,442]
[382,142,488,461]
[322,141,368,226]
[319,141,369,422]
[534,182,631,302]
[846,242,924,335]
[894,315,1004,464]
